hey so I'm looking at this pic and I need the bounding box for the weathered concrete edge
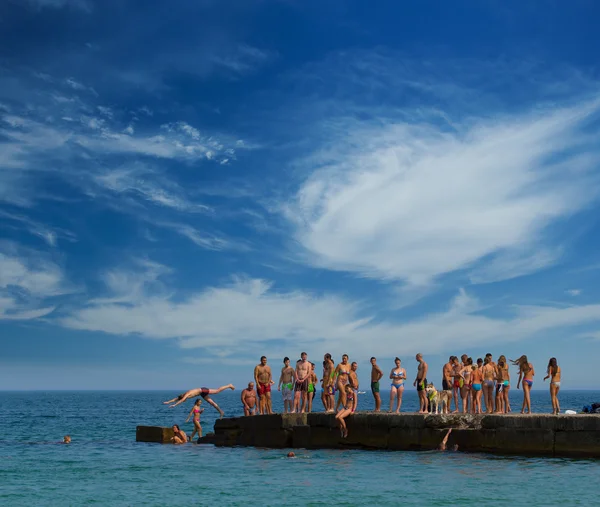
[210,413,600,458]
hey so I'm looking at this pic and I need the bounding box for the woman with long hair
[389,357,406,413]
[544,357,561,414]
[482,357,495,413]
[511,355,535,414]
[494,355,509,413]
[470,358,483,414]
[185,398,204,440]
[497,355,511,413]
[335,384,355,438]
[460,357,473,414]
[334,354,351,412]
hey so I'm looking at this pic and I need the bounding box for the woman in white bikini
[544,357,561,414]
[511,355,535,414]
[389,357,407,413]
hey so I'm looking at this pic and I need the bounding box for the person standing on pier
[278,357,295,414]
[254,356,274,415]
[242,382,257,416]
[306,362,319,413]
[482,357,496,413]
[389,357,406,413]
[370,357,383,412]
[294,352,311,413]
[334,354,351,412]
[442,357,456,411]
[544,357,561,414]
[414,353,429,414]
[471,359,483,414]
[349,362,359,412]
[512,355,535,414]
[322,353,335,413]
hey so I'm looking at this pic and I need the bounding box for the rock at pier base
[136,426,174,443]
[197,433,216,445]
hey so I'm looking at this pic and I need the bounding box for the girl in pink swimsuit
[185,399,204,440]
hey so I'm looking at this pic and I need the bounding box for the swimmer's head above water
[63,435,71,444]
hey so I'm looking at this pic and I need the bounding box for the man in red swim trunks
[254,356,274,414]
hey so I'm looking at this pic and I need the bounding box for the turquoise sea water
[1,390,599,506]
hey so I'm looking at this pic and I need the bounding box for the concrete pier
[210,412,600,457]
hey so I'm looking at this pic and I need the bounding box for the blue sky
[2,0,600,390]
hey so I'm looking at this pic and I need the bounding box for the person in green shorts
[278,357,295,413]
[370,357,383,412]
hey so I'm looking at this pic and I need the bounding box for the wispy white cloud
[210,45,275,75]
[58,262,600,359]
[565,289,582,296]
[0,247,71,320]
[156,222,240,251]
[93,165,210,213]
[286,98,600,286]
[0,210,77,246]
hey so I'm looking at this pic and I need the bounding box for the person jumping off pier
[163,385,235,417]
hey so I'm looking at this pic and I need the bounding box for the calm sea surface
[1,389,599,506]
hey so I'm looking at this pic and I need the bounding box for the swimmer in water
[438,428,458,451]
[185,399,204,440]
[63,435,71,444]
[163,385,235,417]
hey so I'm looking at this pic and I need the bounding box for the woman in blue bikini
[389,357,406,413]
[511,355,535,414]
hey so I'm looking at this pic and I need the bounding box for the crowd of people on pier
[163,352,562,442]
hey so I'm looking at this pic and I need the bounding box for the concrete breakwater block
[212,412,600,457]
[136,426,174,443]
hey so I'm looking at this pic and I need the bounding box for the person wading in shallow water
[370,357,384,412]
